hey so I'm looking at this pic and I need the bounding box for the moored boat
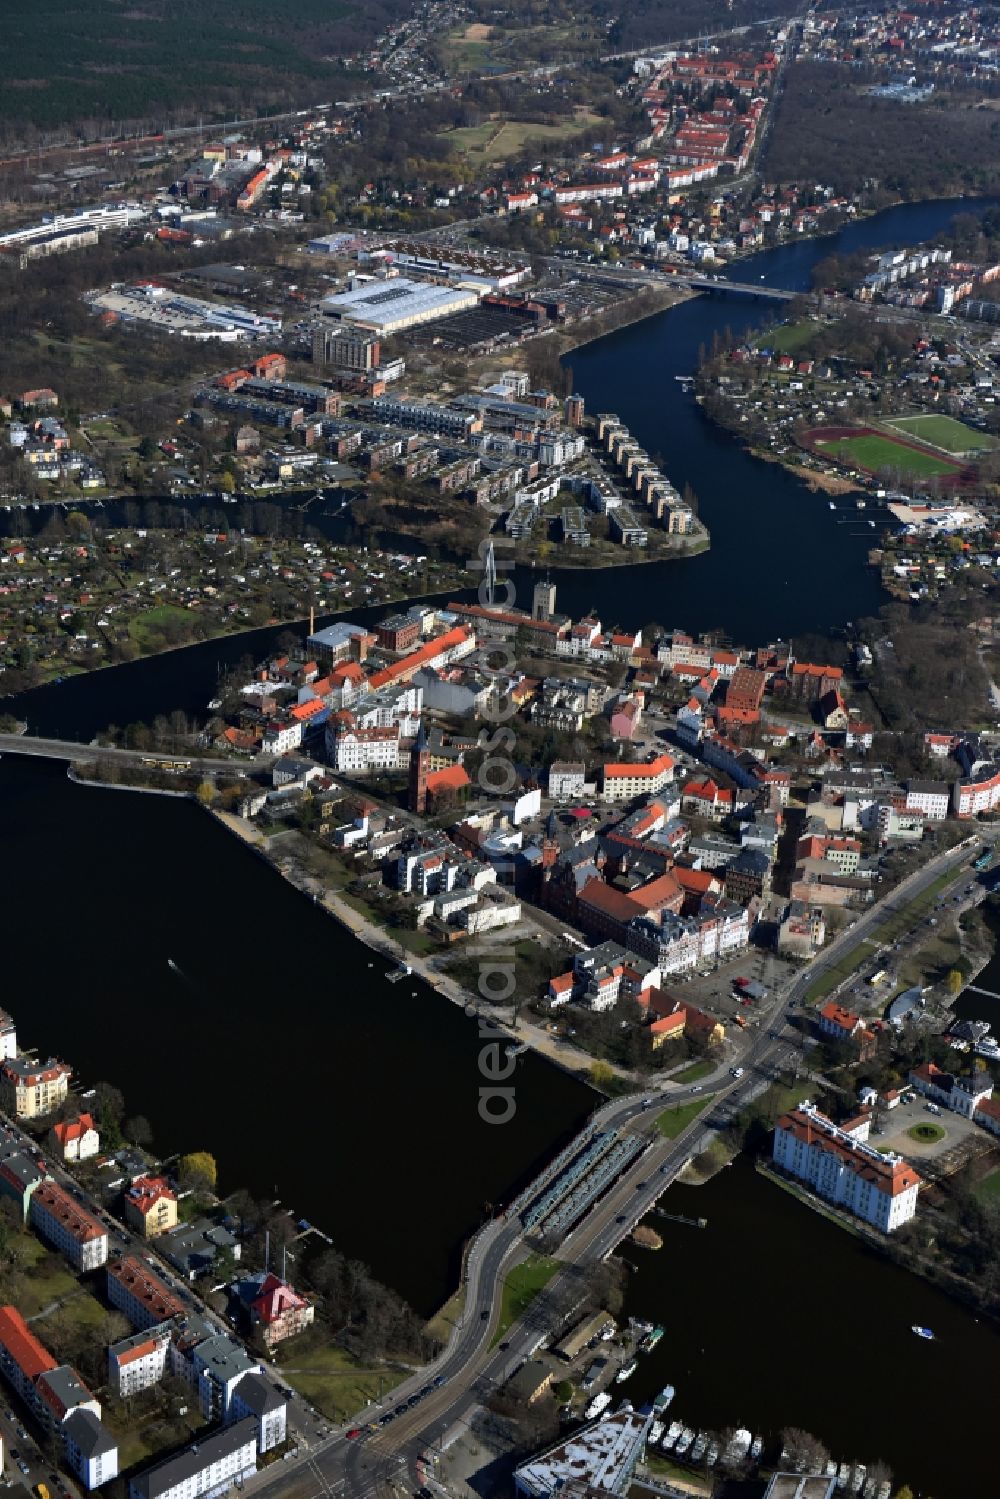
[641,1324,665,1352]
[615,1358,638,1384]
[653,1384,675,1412]
[649,1421,664,1446]
[911,1324,934,1340]
[662,1420,682,1450]
[585,1392,611,1419]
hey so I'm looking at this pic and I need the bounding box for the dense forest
[765,61,1000,199]
[0,0,412,139]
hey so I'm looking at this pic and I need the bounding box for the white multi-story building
[29,1183,107,1271]
[548,762,586,800]
[0,1010,16,1060]
[954,764,1000,817]
[229,1373,287,1453]
[109,1324,173,1397]
[63,1408,119,1490]
[129,1417,259,1499]
[772,1103,921,1232]
[326,722,403,773]
[602,754,674,803]
[904,779,951,821]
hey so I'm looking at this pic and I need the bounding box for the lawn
[885,413,998,455]
[974,1167,1000,1204]
[803,939,881,1005]
[425,1284,465,1345]
[643,1451,711,1493]
[128,603,195,651]
[656,1097,711,1139]
[907,1122,946,1144]
[441,111,601,165]
[274,1339,406,1422]
[492,1254,559,1345]
[764,321,815,354]
[14,1234,78,1315]
[815,432,960,478]
[673,1058,714,1084]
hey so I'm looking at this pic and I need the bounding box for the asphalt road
[242,827,994,1499]
[0,734,272,774]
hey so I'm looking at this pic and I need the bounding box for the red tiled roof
[778,1108,921,1197]
[0,1306,57,1382]
[426,764,471,795]
[32,1182,105,1243]
[52,1113,95,1146]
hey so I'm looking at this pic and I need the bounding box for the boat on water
[828,501,836,510]
[505,1042,528,1057]
[641,1324,664,1352]
[706,1441,720,1467]
[836,1463,850,1489]
[615,1359,638,1384]
[849,1465,866,1494]
[674,1428,695,1457]
[386,963,413,984]
[911,1324,934,1340]
[648,1421,664,1446]
[585,1392,611,1419]
[690,1433,707,1463]
[750,1437,763,1462]
[652,1384,675,1412]
[662,1420,682,1450]
[856,497,866,509]
[167,958,180,973]
[875,1483,892,1499]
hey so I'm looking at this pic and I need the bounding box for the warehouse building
[318,277,478,335]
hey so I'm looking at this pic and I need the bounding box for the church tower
[409,721,431,814]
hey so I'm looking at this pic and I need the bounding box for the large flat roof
[319,277,476,328]
[514,1410,650,1499]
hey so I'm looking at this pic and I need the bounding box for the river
[0,754,594,1315]
[622,1156,999,1499]
[5,195,1000,1476]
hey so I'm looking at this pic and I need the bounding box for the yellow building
[124,1176,178,1238]
[0,1058,71,1118]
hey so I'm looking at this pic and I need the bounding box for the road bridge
[0,731,272,773]
[689,276,797,301]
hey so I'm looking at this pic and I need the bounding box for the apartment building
[129,1417,258,1499]
[0,1057,71,1117]
[601,754,675,802]
[0,1308,117,1490]
[109,1325,173,1397]
[124,1176,179,1239]
[0,1009,17,1060]
[29,1182,108,1271]
[229,1373,288,1452]
[772,1103,921,1232]
[189,1334,262,1421]
[106,1256,187,1330]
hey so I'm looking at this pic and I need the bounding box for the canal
[0,754,595,1316]
[622,1155,999,1499]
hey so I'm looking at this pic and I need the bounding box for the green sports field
[815,432,960,478]
[884,413,998,455]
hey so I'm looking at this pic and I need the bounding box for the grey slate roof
[130,1418,258,1499]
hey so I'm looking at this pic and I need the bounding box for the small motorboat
[911,1325,934,1340]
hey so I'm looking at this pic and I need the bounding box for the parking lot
[872,1093,981,1163]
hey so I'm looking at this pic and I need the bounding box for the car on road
[17,1465,29,1476]
[730,1067,745,1079]
[432,1375,445,1387]
[393,1404,407,1416]
[346,1427,363,1440]
[691,1084,703,1092]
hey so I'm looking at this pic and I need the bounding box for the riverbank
[548,284,696,359]
[207,807,622,1089]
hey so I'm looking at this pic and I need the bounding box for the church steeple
[409,721,431,814]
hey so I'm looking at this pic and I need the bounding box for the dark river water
[5,198,1000,1482]
[0,754,594,1315]
[622,1156,999,1499]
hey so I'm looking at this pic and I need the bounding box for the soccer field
[816,432,960,478]
[885,413,997,455]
